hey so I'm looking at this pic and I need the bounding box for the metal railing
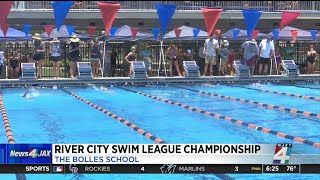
[11,1,318,12]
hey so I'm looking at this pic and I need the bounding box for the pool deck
[0,75,319,87]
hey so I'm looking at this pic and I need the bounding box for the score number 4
[141,166,145,171]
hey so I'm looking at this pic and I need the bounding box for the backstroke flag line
[131,28,138,39]
[291,30,298,42]
[174,28,182,39]
[193,28,200,40]
[1,23,9,36]
[45,25,54,37]
[66,26,75,36]
[280,11,300,30]
[252,30,259,39]
[87,26,96,37]
[272,29,280,40]
[0,1,14,24]
[98,2,120,36]
[232,28,241,39]
[309,30,318,41]
[155,4,177,36]
[242,9,262,39]
[52,1,74,31]
[23,24,32,37]
[110,27,118,37]
[201,8,222,37]
[152,28,160,40]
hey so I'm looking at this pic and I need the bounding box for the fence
[12,1,318,12]
[3,40,319,79]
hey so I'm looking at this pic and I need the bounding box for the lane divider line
[58,87,166,144]
[0,95,16,144]
[174,85,320,119]
[115,86,320,148]
[226,84,320,102]
[282,84,320,90]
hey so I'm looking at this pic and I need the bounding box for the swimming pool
[0,83,320,180]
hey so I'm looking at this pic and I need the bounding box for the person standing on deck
[69,35,81,79]
[258,35,275,75]
[203,35,219,76]
[100,40,112,77]
[241,39,259,76]
[32,33,45,79]
[50,38,62,79]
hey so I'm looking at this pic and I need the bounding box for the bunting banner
[0,1,14,24]
[201,8,222,37]
[1,23,9,36]
[45,25,54,37]
[155,4,176,36]
[174,28,182,39]
[152,28,160,40]
[242,9,262,39]
[291,30,298,42]
[88,26,96,37]
[309,30,318,41]
[98,2,120,36]
[66,26,75,36]
[110,27,118,37]
[272,29,280,40]
[131,27,138,39]
[252,30,259,39]
[52,1,74,31]
[232,28,241,39]
[214,29,221,37]
[280,11,300,30]
[193,28,200,40]
[23,24,32,37]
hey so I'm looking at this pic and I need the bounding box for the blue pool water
[0,83,319,180]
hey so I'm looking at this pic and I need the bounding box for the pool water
[0,83,319,180]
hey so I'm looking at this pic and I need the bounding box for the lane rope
[115,86,320,148]
[0,88,27,180]
[282,84,320,90]
[173,85,320,120]
[226,84,320,102]
[58,87,166,144]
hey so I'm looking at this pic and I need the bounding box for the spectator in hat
[219,39,229,76]
[166,42,182,77]
[203,35,219,76]
[241,39,259,75]
[69,35,81,79]
[50,38,62,79]
[91,38,101,78]
[124,45,137,77]
[32,33,45,79]
[258,35,275,75]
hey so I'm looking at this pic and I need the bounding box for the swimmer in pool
[22,89,31,99]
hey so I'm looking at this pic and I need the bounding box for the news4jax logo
[273,143,292,164]
[10,148,51,158]
[160,164,176,174]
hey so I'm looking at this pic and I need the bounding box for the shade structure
[40,25,91,40]
[221,28,268,40]
[98,25,154,41]
[164,26,208,40]
[268,26,318,41]
[0,27,32,41]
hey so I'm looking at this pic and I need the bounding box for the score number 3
[235,166,239,172]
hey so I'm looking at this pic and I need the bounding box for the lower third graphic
[273,143,292,164]
[160,164,176,174]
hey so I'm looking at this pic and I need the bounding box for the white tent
[268,26,318,41]
[99,25,154,41]
[221,28,268,40]
[164,26,208,40]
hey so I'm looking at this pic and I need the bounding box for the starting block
[183,61,200,77]
[131,61,147,78]
[21,63,36,80]
[281,60,300,77]
[234,60,250,77]
[77,62,92,79]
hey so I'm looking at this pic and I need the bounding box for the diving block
[131,61,147,78]
[77,62,92,79]
[281,60,300,77]
[234,60,250,77]
[183,61,200,77]
[21,63,36,80]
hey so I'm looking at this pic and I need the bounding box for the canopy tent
[98,25,154,41]
[40,25,91,40]
[221,28,268,40]
[164,26,208,40]
[0,27,32,41]
[268,26,318,41]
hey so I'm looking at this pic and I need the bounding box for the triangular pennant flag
[174,28,182,39]
[131,27,138,39]
[242,9,263,39]
[45,25,54,37]
[1,23,9,36]
[52,1,73,31]
[193,28,200,40]
[201,8,222,37]
[98,2,120,36]
[152,28,160,40]
[214,29,221,37]
[110,27,117,37]
[87,26,96,37]
[155,4,176,36]
[272,29,280,40]
[232,28,240,39]
[66,26,75,36]
[291,30,298,42]
[280,11,300,30]
[23,24,32,37]
[252,30,259,39]
[0,1,14,24]
[309,30,318,41]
